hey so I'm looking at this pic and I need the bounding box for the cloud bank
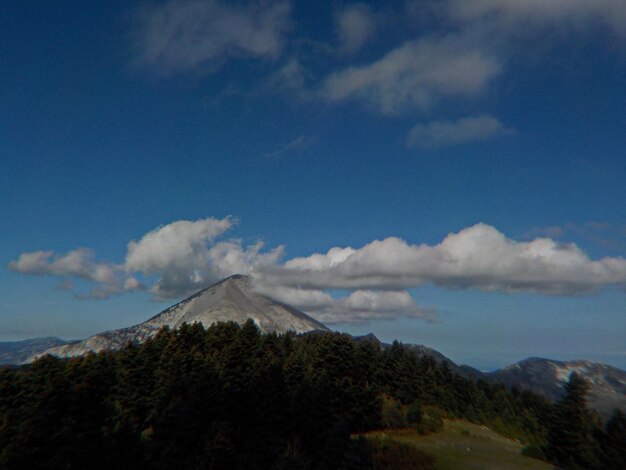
[272,223,626,295]
[9,218,626,323]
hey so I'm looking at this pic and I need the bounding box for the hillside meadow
[364,419,553,470]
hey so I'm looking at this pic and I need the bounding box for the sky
[2,0,625,370]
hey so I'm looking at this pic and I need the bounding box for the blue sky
[2,0,625,370]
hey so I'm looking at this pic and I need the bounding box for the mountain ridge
[486,356,626,417]
[4,274,624,417]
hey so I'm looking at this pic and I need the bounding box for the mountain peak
[31,275,329,362]
[215,273,250,285]
[144,274,328,334]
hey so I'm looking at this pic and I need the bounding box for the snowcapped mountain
[33,275,329,361]
[488,357,626,416]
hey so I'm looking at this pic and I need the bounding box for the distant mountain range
[486,357,626,417]
[0,337,70,365]
[370,344,625,417]
[1,274,624,416]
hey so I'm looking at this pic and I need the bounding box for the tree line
[0,321,623,469]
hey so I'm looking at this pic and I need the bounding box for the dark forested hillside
[0,322,623,469]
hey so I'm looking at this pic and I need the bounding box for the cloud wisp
[322,35,501,114]
[262,134,315,159]
[8,249,122,299]
[335,3,377,55]
[447,0,626,37]
[132,0,291,75]
[8,218,626,323]
[407,115,512,148]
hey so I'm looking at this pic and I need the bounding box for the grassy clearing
[364,419,553,470]
[366,437,436,470]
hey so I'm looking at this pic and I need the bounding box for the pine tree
[599,409,626,469]
[545,372,598,469]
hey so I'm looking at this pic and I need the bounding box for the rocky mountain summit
[32,275,328,361]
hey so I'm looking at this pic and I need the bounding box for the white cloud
[208,240,284,278]
[335,3,376,54]
[322,35,501,114]
[124,216,284,299]
[407,115,511,148]
[340,289,431,322]
[125,216,233,275]
[253,284,336,311]
[132,0,291,74]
